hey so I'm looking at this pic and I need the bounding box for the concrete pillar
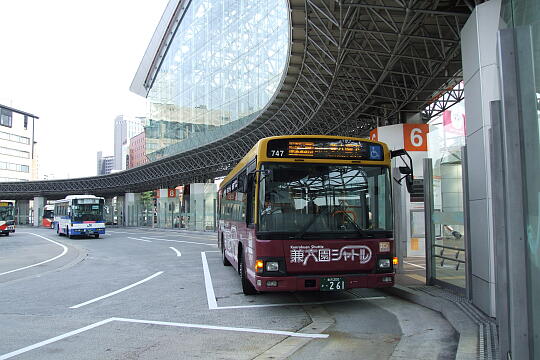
[104,197,114,225]
[156,189,177,228]
[33,196,45,227]
[115,195,125,226]
[124,193,141,227]
[16,200,29,225]
[189,183,217,231]
[461,0,501,316]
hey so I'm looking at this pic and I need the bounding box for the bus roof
[53,195,104,203]
[220,135,390,189]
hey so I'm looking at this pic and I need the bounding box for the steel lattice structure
[0,0,481,200]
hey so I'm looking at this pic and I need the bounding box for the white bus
[54,195,105,238]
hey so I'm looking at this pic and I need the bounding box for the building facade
[0,105,37,182]
[128,131,148,168]
[113,115,145,171]
[96,151,115,175]
[131,0,289,160]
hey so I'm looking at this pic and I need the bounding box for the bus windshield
[258,163,392,237]
[71,204,103,222]
[0,206,14,221]
[43,210,54,219]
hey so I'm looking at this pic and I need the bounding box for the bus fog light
[266,262,279,271]
[379,241,390,252]
[378,259,391,268]
[382,276,393,283]
[266,280,278,287]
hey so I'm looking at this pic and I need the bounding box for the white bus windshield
[71,204,103,222]
[0,206,14,221]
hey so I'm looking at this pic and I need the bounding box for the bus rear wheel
[94,234,99,239]
[239,249,257,295]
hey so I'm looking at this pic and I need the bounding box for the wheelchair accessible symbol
[369,145,382,160]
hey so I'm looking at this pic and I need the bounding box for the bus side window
[245,172,255,226]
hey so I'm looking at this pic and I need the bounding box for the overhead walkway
[0,0,479,199]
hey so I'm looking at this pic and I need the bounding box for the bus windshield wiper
[295,206,330,239]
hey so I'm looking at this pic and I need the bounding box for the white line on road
[142,237,217,247]
[216,296,386,310]
[127,237,152,243]
[113,317,329,339]
[0,317,327,359]
[0,233,68,277]
[201,252,218,309]
[0,318,115,360]
[403,261,426,269]
[200,251,385,310]
[169,247,182,257]
[70,271,164,309]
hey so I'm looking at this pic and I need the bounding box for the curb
[384,285,477,360]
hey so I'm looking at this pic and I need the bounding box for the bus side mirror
[391,149,414,193]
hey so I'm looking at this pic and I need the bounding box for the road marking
[405,274,426,282]
[201,252,218,309]
[70,271,163,309]
[0,318,115,360]
[142,237,216,247]
[113,317,328,339]
[0,233,68,277]
[216,296,386,310]
[201,251,385,310]
[169,247,181,257]
[127,237,152,243]
[404,261,426,269]
[0,317,327,359]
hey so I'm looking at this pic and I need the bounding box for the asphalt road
[0,227,458,359]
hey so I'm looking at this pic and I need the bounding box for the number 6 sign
[403,124,429,151]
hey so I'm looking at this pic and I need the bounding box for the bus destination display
[266,138,384,160]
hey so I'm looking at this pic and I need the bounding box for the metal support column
[423,158,434,285]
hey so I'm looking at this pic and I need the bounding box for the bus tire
[66,228,71,239]
[239,248,257,295]
[5,232,9,236]
[94,234,99,239]
[221,238,231,266]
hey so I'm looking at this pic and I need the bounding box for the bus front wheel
[239,248,257,295]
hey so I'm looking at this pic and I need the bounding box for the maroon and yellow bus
[218,135,411,294]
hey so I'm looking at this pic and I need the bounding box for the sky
[0,0,169,179]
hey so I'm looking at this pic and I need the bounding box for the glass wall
[502,1,540,356]
[427,101,467,290]
[146,0,290,160]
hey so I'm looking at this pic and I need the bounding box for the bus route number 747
[271,150,285,157]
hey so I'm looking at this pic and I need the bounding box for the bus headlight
[378,259,391,269]
[266,262,279,272]
[379,241,390,252]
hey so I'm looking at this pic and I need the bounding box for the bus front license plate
[320,277,345,291]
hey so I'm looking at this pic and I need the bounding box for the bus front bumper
[69,228,105,236]
[253,273,394,292]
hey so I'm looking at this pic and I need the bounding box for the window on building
[24,116,28,129]
[0,109,13,128]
